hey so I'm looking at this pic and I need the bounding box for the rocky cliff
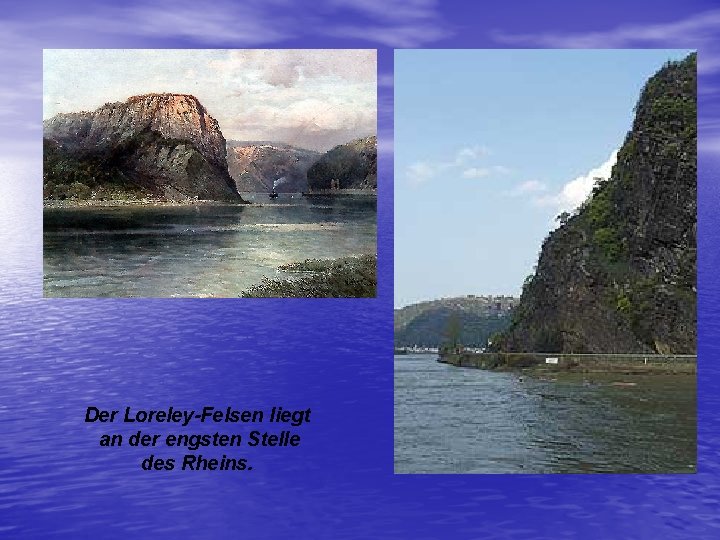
[493,53,696,354]
[306,135,377,191]
[226,141,320,193]
[43,93,242,201]
[395,296,518,348]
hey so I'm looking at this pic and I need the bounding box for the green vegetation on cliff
[306,136,377,191]
[493,53,696,354]
[43,138,150,201]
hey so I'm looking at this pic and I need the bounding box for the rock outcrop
[306,135,377,192]
[226,141,320,193]
[493,53,696,354]
[43,93,242,201]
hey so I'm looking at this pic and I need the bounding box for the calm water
[43,194,376,297]
[395,354,696,474]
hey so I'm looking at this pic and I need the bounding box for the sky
[43,49,377,152]
[394,48,693,307]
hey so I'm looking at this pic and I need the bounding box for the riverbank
[241,254,376,298]
[43,198,250,209]
[302,189,376,196]
[439,352,696,375]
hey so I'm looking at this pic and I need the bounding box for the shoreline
[43,198,251,209]
[301,189,377,196]
[43,191,377,209]
[438,352,696,375]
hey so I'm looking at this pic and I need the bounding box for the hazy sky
[43,49,377,151]
[394,48,693,308]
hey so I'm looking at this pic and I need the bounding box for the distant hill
[306,135,377,192]
[226,141,320,193]
[394,296,518,348]
[492,53,696,354]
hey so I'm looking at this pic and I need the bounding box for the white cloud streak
[405,146,506,185]
[491,10,707,60]
[506,180,548,197]
[325,0,451,46]
[534,150,618,213]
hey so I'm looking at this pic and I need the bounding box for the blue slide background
[1,1,719,538]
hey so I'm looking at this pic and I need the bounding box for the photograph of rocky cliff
[394,50,696,474]
[43,49,377,298]
[492,53,696,355]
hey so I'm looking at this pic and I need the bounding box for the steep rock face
[306,135,377,191]
[226,142,320,193]
[43,93,241,201]
[493,54,696,354]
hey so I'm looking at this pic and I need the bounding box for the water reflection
[44,195,376,297]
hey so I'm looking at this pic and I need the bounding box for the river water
[395,354,696,474]
[43,194,376,297]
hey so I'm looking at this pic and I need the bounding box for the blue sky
[394,49,692,307]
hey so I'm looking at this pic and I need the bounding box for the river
[395,354,696,473]
[43,194,376,297]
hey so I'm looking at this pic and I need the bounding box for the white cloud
[38,1,291,45]
[405,145,507,184]
[492,165,512,175]
[535,150,618,213]
[327,23,449,48]
[461,167,490,179]
[406,161,436,184]
[461,165,509,179]
[324,0,451,47]
[53,0,451,48]
[329,0,443,22]
[210,49,377,88]
[506,180,547,197]
[491,10,707,58]
[455,145,489,163]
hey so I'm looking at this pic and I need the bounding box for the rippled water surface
[44,194,376,297]
[395,354,696,473]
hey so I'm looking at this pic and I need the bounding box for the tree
[556,211,571,226]
[443,313,462,352]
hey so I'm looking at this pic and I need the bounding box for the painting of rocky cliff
[43,50,377,298]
